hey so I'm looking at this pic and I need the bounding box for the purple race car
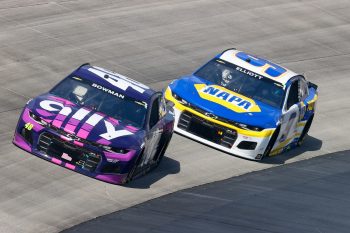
[13,64,175,184]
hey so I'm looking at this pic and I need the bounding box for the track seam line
[0,11,154,83]
[0,87,30,99]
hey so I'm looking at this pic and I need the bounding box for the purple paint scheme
[13,64,174,184]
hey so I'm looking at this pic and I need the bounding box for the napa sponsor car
[13,64,174,184]
[165,48,318,160]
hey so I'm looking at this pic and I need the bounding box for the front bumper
[12,108,132,185]
[165,88,276,160]
[13,132,128,184]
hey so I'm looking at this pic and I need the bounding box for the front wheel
[154,133,173,166]
[297,114,314,146]
[125,149,144,183]
[262,126,280,159]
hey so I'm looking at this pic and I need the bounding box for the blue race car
[13,64,174,184]
[165,48,318,160]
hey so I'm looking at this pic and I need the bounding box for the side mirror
[308,81,318,90]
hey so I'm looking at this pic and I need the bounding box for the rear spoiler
[221,48,236,53]
[78,63,90,69]
[308,81,318,90]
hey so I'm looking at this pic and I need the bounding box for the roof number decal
[88,67,149,93]
[235,52,287,78]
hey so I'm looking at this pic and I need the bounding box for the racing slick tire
[297,114,314,146]
[125,149,144,183]
[262,126,280,159]
[154,133,173,166]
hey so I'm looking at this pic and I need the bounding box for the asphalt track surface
[64,150,350,233]
[0,0,349,232]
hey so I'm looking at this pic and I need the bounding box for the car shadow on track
[261,135,323,165]
[125,155,181,189]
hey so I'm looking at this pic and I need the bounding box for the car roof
[72,64,156,103]
[218,49,299,86]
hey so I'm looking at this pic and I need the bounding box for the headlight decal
[103,149,137,162]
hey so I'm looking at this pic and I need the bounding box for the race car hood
[169,75,281,129]
[27,94,145,149]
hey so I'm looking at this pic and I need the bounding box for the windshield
[194,59,285,108]
[50,76,147,128]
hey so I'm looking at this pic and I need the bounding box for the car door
[274,78,301,150]
[141,94,164,167]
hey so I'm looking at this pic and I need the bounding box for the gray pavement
[0,0,349,232]
[63,150,350,233]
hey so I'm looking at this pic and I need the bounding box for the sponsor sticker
[195,84,261,113]
[61,153,72,161]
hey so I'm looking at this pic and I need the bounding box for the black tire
[154,133,172,166]
[125,149,144,183]
[297,114,314,146]
[262,126,280,159]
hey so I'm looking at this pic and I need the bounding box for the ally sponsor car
[13,64,174,184]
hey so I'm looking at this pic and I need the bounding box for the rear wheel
[262,126,280,159]
[297,114,314,146]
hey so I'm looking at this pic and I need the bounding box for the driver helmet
[221,69,233,87]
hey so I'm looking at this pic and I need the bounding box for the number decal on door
[280,112,297,143]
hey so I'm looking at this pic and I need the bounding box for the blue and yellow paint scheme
[165,49,318,160]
